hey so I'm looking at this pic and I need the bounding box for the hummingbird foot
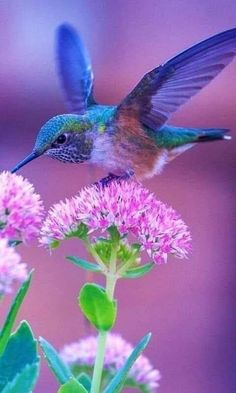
[96,170,134,187]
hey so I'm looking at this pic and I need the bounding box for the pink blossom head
[40,180,191,264]
[60,333,161,392]
[0,171,44,242]
[0,238,28,296]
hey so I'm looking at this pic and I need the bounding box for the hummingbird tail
[155,125,231,164]
[155,125,231,162]
[195,128,231,142]
[155,125,231,148]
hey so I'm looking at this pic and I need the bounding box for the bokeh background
[0,1,236,392]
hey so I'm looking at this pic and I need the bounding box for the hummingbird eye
[55,133,67,145]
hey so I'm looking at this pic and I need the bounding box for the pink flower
[40,180,191,263]
[60,333,161,392]
[0,172,44,242]
[0,239,28,295]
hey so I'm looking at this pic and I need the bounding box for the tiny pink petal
[0,238,28,295]
[0,171,44,242]
[40,179,191,264]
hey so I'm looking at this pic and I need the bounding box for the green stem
[83,239,107,271]
[106,241,118,299]
[90,330,108,393]
[117,255,136,276]
[90,242,118,393]
[106,273,116,299]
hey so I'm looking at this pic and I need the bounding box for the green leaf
[117,243,133,264]
[67,256,101,272]
[77,373,91,391]
[38,336,72,384]
[57,378,88,393]
[0,271,33,356]
[131,243,142,253]
[0,320,40,392]
[107,226,121,243]
[104,333,152,393]
[1,363,39,393]
[50,239,60,249]
[93,241,112,264]
[79,284,117,331]
[122,263,154,279]
[69,223,88,240]
[117,242,142,265]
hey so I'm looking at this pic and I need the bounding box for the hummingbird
[11,24,236,180]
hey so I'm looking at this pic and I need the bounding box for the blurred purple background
[0,1,236,392]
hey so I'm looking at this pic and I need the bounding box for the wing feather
[56,24,95,114]
[117,28,236,130]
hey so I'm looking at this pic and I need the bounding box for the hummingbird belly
[89,128,168,179]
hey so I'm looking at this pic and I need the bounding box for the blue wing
[118,28,236,130]
[56,24,95,114]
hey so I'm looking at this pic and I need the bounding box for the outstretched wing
[56,24,96,114]
[117,28,236,130]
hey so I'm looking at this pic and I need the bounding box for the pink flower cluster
[60,333,161,392]
[41,180,191,264]
[0,239,27,295]
[0,171,44,242]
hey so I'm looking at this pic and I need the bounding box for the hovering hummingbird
[11,25,236,180]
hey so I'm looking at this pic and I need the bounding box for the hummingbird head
[11,114,94,173]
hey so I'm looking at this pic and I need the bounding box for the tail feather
[196,128,231,142]
[155,125,231,148]
[156,125,232,163]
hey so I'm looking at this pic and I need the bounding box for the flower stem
[117,254,136,276]
[90,330,107,393]
[83,238,107,270]
[106,273,116,299]
[90,243,118,393]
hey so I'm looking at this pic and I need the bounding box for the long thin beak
[11,152,39,173]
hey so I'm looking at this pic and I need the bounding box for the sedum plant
[0,171,44,392]
[0,172,191,392]
[39,179,191,392]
